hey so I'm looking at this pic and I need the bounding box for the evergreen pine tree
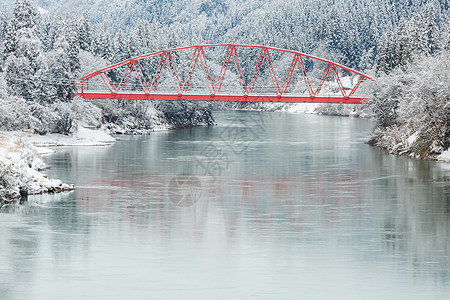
[41,15,61,51]
[91,25,113,61]
[78,11,92,51]
[375,27,395,74]
[112,30,128,62]
[395,19,410,68]
[0,10,9,69]
[408,12,428,56]
[4,0,40,56]
[4,0,42,101]
[47,17,80,102]
[423,5,440,55]
[445,21,450,51]
[0,10,8,40]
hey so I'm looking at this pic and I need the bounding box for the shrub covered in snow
[370,50,450,159]
[0,76,104,135]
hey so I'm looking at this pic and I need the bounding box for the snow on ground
[407,131,419,146]
[37,6,48,14]
[0,135,74,204]
[275,103,320,114]
[104,122,171,135]
[3,125,116,147]
[437,150,450,162]
[236,102,320,114]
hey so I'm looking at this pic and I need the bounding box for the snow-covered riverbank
[232,102,374,118]
[0,134,75,205]
[7,125,117,147]
[0,125,117,204]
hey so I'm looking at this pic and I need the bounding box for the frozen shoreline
[437,150,450,162]
[2,125,117,147]
[0,126,120,205]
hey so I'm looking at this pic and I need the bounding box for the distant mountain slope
[1,0,448,69]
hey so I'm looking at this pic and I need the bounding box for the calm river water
[1,111,450,299]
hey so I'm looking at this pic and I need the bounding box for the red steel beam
[135,60,151,93]
[199,47,216,94]
[298,55,314,97]
[183,47,201,92]
[182,47,216,94]
[77,92,370,104]
[314,63,332,96]
[118,62,131,91]
[263,49,281,95]
[349,75,365,97]
[99,73,115,93]
[249,49,265,94]
[167,51,182,93]
[282,55,297,94]
[120,62,136,91]
[216,46,233,93]
[330,65,347,97]
[150,52,167,91]
[132,61,147,93]
[231,46,249,95]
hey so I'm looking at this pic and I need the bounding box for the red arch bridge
[75,44,374,103]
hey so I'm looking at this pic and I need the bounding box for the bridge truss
[76,44,374,103]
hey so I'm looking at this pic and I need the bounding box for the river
[1,111,449,299]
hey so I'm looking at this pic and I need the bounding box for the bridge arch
[76,44,374,103]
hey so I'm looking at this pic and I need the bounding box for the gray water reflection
[1,111,449,299]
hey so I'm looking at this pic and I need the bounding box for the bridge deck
[77,92,369,103]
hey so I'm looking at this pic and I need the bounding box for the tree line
[370,4,449,158]
[0,0,182,104]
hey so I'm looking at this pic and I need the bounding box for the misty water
[1,111,450,299]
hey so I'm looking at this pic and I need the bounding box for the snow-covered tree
[394,19,410,69]
[78,11,92,51]
[47,18,80,102]
[0,10,8,39]
[445,20,450,50]
[408,12,429,57]
[375,5,443,74]
[423,5,440,55]
[375,26,396,74]
[0,10,9,70]
[371,50,450,158]
[112,30,128,62]
[3,0,40,56]
[4,0,42,101]
[91,25,113,61]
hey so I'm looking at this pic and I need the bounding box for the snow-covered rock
[0,135,74,205]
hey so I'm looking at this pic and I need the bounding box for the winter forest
[0,0,449,201]
[3,2,450,298]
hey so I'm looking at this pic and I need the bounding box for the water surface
[1,111,449,299]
